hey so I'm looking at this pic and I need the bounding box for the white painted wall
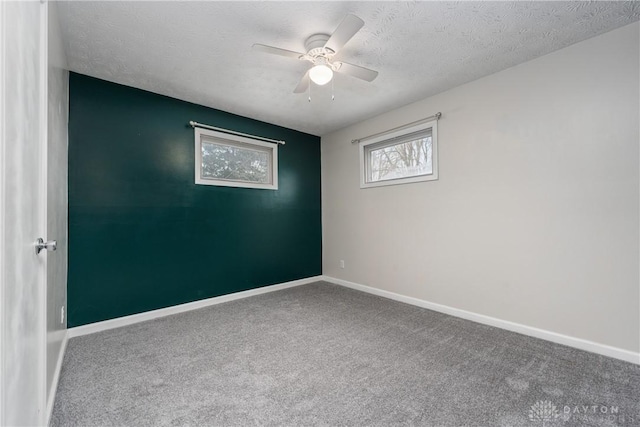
[46,0,69,418]
[322,23,639,354]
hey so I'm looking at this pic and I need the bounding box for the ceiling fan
[252,14,379,94]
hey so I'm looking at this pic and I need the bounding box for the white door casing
[0,1,49,425]
[45,0,70,421]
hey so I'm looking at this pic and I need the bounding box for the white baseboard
[46,330,68,426]
[66,274,639,365]
[68,276,322,339]
[321,276,640,365]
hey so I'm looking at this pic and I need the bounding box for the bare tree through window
[368,136,432,182]
[360,121,437,188]
[201,141,270,184]
[195,128,278,190]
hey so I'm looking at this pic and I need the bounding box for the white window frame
[359,119,438,189]
[195,127,278,190]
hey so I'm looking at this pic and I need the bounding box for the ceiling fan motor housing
[302,34,342,70]
[304,34,332,52]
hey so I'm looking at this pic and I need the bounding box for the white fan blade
[324,14,364,54]
[294,71,310,93]
[252,43,304,60]
[336,62,378,82]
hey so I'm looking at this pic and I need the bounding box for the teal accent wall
[68,73,322,327]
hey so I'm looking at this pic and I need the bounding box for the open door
[0,1,50,425]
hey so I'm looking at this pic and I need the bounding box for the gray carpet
[52,282,639,426]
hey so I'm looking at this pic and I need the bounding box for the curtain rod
[351,112,441,144]
[189,121,285,145]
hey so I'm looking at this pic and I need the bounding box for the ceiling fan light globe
[309,65,333,86]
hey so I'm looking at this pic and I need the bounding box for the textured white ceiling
[57,1,639,136]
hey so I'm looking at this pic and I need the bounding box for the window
[359,119,438,188]
[195,128,278,190]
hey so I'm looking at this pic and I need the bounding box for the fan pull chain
[331,78,335,101]
[308,83,311,103]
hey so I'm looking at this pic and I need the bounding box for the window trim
[359,119,438,189]
[194,127,278,190]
